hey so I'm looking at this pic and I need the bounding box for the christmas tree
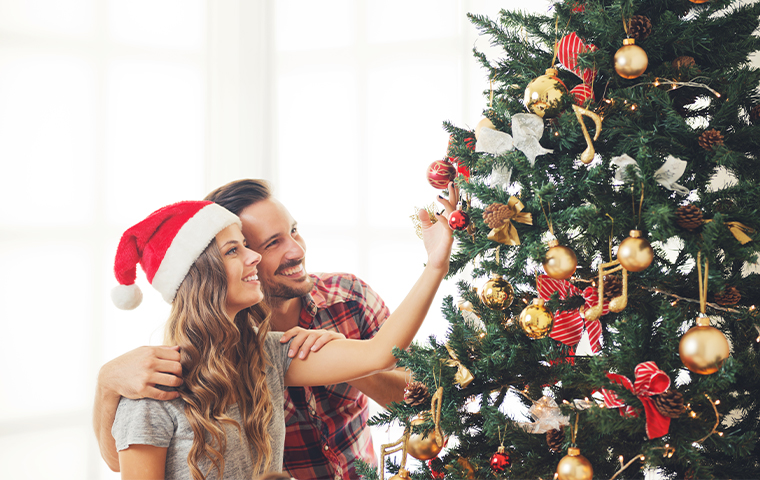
[359,0,760,479]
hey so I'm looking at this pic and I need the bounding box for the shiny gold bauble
[689,0,710,3]
[519,298,554,339]
[524,68,567,118]
[389,468,411,480]
[475,117,496,140]
[479,274,515,310]
[679,314,730,375]
[617,230,654,272]
[614,38,648,79]
[407,417,444,461]
[544,239,578,280]
[556,447,593,480]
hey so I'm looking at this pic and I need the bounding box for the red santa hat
[111,200,241,309]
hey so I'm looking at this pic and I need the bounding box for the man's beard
[260,261,314,303]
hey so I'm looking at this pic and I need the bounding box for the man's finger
[298,335,319,359]
[287,331,311,358]
[155,345,181,361]
[153,359,183,377]
[144,386,180,401]
[151,372,183,388]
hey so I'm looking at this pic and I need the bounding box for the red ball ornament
[427,159,457,189]
[427,458,446,479]
[490,446,511,472]
[448,210,470,231]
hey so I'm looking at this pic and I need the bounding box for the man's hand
[94,345,183,472]
[280,327,346,359]
[98,346,183,400]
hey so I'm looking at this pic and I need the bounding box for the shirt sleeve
[112,397,176,451]
[353,277,391,339]
[265,331,294,385]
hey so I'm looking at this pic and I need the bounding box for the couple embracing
[93,178,458,479]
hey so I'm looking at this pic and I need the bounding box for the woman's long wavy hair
[164,240,273,480]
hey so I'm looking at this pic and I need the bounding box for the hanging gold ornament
[679,253,730,375]
[519,298,554,339]
[389,469,411,480]
[556,447,593,480]
[544,239,578,280]
[614,38,648,79]
[524,68,567,118]
[679,314,730,375]
[475,117,496,140]
[407,387,446,460]
[617,230,654,272]
[479,274,515,310]
[689,0,710,3]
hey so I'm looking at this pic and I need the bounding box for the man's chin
[263,276,314,300]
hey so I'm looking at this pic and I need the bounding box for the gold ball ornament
[556,447,593,480]
[689,0,710,3]
[389,468,411,480]
[524,68,567,118]
[475,117,496,140]
[406,417,445,461]
[479,274,515,310]
[519,298,554,339]
[679,314,730,375]
[617,230,654,272]
[544,239,578,280]
[614,38,648,79]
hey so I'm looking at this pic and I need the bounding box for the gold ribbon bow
[725,221,754,244]
[487,196,533,245]
[704,220,754,244]
[444,344,474,388]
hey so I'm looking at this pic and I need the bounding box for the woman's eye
[227,247,237,255]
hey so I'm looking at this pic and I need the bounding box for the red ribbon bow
[557,32,598,105]
[601,362,672,439]
[536,275,607,353]
[447,135,475,180]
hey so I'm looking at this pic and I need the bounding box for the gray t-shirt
[112,332,293,479]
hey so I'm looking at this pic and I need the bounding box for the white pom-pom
[111,283,143,310]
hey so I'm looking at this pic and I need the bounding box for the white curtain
[0,1,548,478]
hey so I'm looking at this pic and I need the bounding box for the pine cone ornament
[750,105,760,124]
[672,55,696,71]
[652,389,686,418]
[714,286,741,306]
[675,204,704,230]
[713,198,736,214]
[546,428,565,452]
[698,129,725,151]
[602,274,623,301]
[404,381,431,407]
[483,203,511,229]
[628,15,652,41]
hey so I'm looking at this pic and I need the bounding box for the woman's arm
[285,184,456,387]
[118,444,167,480]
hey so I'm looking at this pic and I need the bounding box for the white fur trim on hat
[152,203,241,303]
[111,283,143,310]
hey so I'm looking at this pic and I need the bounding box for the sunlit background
[15,0,744,478]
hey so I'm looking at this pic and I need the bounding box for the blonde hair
[164,241,274,479]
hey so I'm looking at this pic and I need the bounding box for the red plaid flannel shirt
[282,273,390,480]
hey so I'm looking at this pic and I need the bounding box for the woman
[109,193,455,479]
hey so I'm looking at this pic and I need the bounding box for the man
[93,179,458,479]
